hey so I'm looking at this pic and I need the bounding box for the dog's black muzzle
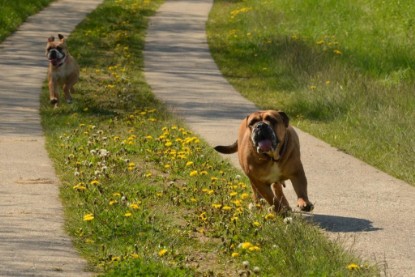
[47,48,66,66]
[251,122,278,153]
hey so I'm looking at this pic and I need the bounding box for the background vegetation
[0,0,53,43]
[207,0,415,185]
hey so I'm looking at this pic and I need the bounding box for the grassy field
[207,0,415,186]
[0,0,53,43]
[37,0,378,276]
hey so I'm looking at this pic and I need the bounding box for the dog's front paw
[50,98,58,105]
[297,199,314,212]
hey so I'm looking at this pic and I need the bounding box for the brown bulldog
[45,34,79,106]
[215,110,313,214]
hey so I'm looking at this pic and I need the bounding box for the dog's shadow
[305,214,382,232]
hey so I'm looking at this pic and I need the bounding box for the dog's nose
[256,122,267,129]
[49,50,57,59]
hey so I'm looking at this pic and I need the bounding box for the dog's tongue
[49,58,59,66]
[258,139,273,152]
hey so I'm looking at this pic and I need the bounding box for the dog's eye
[265,116,277,124]
[248,119,258,127]
[56,47,62,51]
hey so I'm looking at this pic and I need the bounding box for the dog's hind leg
[63,83,74,104]
[271,182,291,214]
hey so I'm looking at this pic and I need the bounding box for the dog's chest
[51,66,70,80]
[251,163,281,183]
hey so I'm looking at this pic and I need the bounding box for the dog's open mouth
[49,58,60,66]
[251,122,278,155]
[47,49,65,66]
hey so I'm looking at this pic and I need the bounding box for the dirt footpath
[143,0,415,276]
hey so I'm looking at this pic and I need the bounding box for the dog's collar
[260,133,289,162]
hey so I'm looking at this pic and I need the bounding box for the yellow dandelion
[185,161,194,167]
[253,221,261,227]
[190,198,197,202]
[239,242,253,249]
[144,172,152,178]
[222,205,232,211]
[264,213,276,220]
[73,183,87,191]
[124,212,132,217]
[212,203,222,209]
[113,192,121,197]
[158,249,168,257]
[249,246,261,252]
[199,212,208,221]
[109,200,118,206]
[211,176,218,182]
[200,170,208,175]
[83,213,94,221]
[231,200,242,207]
[240,193,249,200]
[165,141,172,147]
[130,253,139,259]
[144,135,153,140]
[111,256,121,262]
[347,263,360,271]
[334,49,342,55]
[229,191,238,197]
[85,238,94,244]
[189,170,198,177]
[129,203,140,209]
[231,252,240,258]
[90,180,99,186]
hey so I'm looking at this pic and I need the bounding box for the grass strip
[40,0,379,275]
[0,0,54,43]
[207,0,415,186]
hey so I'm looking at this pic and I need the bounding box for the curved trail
[0,1,102,275]
[143,0,415,276]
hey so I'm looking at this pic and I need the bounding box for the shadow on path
[310,214,382,233]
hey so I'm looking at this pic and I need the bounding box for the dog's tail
[214,141,238,154]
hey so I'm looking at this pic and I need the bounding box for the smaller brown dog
[215,110,313,214]
[45,34,79,106]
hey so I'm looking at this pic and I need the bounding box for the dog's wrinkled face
[45,34,68,67]
[247,110,289,157]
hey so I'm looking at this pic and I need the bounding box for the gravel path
[143,0,415,276]
[0,1,102,275]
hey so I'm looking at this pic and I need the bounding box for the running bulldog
[214,110,313,214]
[45,34,79,106]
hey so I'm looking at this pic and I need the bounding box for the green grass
[207,0,415,186]
[38,0,378,276]
[0,0,54,43]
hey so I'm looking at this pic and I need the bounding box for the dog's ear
[244,115,250,128]
[278,111,289,127]
[58,34,65,40]
[48,36,55,42]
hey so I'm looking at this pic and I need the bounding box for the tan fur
[215,110,313,214]
[45,34,79,106]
